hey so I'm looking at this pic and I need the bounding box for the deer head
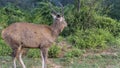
[52,12,67,26]
[50,3,67,33]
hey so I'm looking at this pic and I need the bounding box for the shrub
[0,39,12,56]
[0,5,28,26]
[64,48,83,58]
[27,49,40,58]
[48,44,61,58]
[95,15,120,36]
[67,28,115,49]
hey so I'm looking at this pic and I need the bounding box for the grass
[0,46,120,68]
[0,55,120,68]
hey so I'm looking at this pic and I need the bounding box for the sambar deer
[1,4,67,68]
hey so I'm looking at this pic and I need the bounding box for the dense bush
[67,28,115,49]
[62,0,103,36]
[95,15,120,36]
[0,38,12,56]
[31,2,53,24]
[0,4,28,26]
[64,48,83,58]
[27,49,40,58]
[48,44,61,58]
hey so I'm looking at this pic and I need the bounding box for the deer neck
[50,21,64,38]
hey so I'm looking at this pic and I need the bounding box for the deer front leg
[13,57,17,68]
[40,48,48,68]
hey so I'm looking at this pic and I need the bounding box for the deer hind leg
[18,48,26,68]
[40,48,48,68]
[12,45,21,68]
[12,45,26,68]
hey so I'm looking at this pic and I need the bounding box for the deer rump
[2,22,54,49]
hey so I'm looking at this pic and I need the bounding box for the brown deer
[1,4,67,68]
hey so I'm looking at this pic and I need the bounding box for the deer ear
[51,11,57,19]
[51,13,56,19]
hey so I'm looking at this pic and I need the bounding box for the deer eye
[56,14,61,18]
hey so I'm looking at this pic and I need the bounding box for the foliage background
[0,0,120,58]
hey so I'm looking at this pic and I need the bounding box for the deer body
[2,23,56,48]
[1,11,67,68]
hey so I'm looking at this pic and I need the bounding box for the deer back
[2,22,55,48]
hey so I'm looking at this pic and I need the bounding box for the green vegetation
[0,39,12,56]
[0,0,120,67]
[27,49,40,58]
[67,29,115,49]
[48,44,61,58]
[0,1,120,67]
[64,48,83,58]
